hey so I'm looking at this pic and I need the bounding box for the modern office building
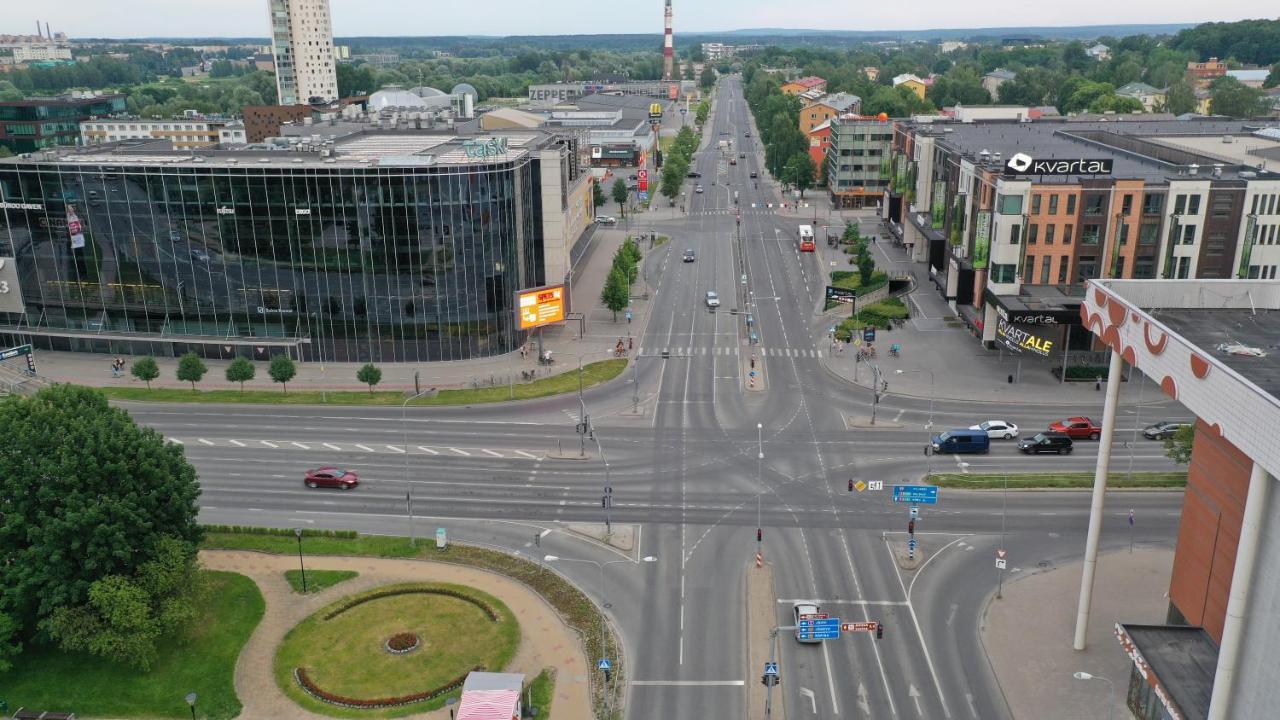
[0,129,592,363]
[0,93,127,154]
[825,115,893,208]
[80,117,245,149]
[267,0,339,106]
[888,117,1280,353]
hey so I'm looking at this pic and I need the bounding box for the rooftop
[1116,624,1217,720]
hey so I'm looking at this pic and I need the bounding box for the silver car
[705,291,720,308]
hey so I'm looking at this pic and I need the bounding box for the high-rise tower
[268,0,339,106]
[662,0,674,82]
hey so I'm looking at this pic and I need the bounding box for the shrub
[294,665,477,709]
[201,525,357,539]
[323,585,499,622]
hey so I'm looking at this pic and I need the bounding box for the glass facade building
[0,136,558,363]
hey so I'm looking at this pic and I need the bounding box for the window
[1182,225,1196,244]
[1142,193,1163,215]
[1084,195,1105,216]
[1063,224,1074,244]
[1118,223,1129,245]
[1066,195,1077,214]
[1024,255,1036,281]
[1028,224,1039,244]
[991,263,1017,283]
[1077,255,1098,282]
[1009,224,1021,244]
[1211,194,1234,218]
[1174,194,1186,214]
[1045,225,1056,244]
[1121,194,1133,214]
[1040,258,1051,284]
[1177,256,1191,278]
[1058,256,1070,283]
[1031,195,1042,214]
[1139,223,1159,245]
[998,194,1024,215]
[1134,257,1156,279]
[1188,195,1201,215]
[1081,224,1101,245]
[1049,195,1059,214]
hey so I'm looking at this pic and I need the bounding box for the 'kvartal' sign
[996,317,1055,357]
[1005,152,1113,176]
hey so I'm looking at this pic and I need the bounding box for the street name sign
[893,485,938,504]
[841,622,879,633]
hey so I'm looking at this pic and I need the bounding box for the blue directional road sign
[638,191,649,201]
[908,538,918,550]
[893,485,939,505]
[598,658,612,671]
[797,616,842,641]
[764,662,779,676]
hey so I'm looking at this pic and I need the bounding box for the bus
[798,225,816,252]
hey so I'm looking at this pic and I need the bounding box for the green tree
[857,244,876,286]
[695,99,710,125]
[600,267,630,321]
[660,158,686,205]
[1087,94,1144,114]
[0,385,202,669]
[1208,76,1268,117]
[42,536,201,671]
[927,68,992,107]
[0,80,23,102]
[1266,62,1280,89]
[783,153,817,198]
[1164,80,1198,115]
[1163,423,1195,465]
[0,146,12,159]
[175,352,207,391]
[611,178,629,218]
[130,355,160,389]
[224,357,255,393]
[356,363,383,394]
[268,354,297,393]
[843,223,862,244]
[592,181,606,210]
[700,66,716,91]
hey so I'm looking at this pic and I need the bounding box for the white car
[970,420,1019,439]
[792,601,822,643]
[595,215,617,225]
[695,184,704,194]
[705,291,720,308]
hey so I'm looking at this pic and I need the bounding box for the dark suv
[1018,432,1074,454]
[1144,421,1190,440]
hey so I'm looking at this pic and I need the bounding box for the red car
[1049,417,1102,440]
[304,467,359,490]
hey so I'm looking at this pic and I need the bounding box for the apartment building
[80,117,245,148]
[780,76,827,96]
[267,0,339,106]
[799,92,861,135]
[0,93,126,153]
[826,115,893,208]
[889,118,1280,350]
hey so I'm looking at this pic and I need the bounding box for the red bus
[798,225,816,252]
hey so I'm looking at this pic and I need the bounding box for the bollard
[1008,374,1013,384]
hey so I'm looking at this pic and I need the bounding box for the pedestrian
[628,336,634,350]
[110,359,119,378]
[1096,375,1103,392]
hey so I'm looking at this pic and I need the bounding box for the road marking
[515,450,539,459]
[777,599,908,606]
[386,445,406,453]
[291,442,310,450]
[417,446,440,455]
[482,449,503,457]
[821,641,839,714]
[909,684,924,717]
[630,680,745,686]
[858,682,871,717]
[260,440,277,448]
[198,438,215,446]
[354,444,375,452]
[800,687,818,714]
[229,439,246,447]
[168,437,184,444]
[450,447,471,456]
[323,443,341,451]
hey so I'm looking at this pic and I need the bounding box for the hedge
[323,585,499,622]
[294,666,478,709]
[201,525,357,539]
[835,298,909,340]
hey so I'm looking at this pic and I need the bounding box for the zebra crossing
[637,346,822,358]
[688,209,780,216]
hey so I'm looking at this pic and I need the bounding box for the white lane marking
[198,438,215,446]
[629,680,745,686]
[384,445,405,453]
[354,444,375,452]
[417,446,440,455]
[800,687,818,714]
[821,641,839,714]
[229,439,246,447]
[515,450,539,460]
[482,449,504,457]
[291,442,310,450]
[450,447,471,456]
[909,684,924,717]
[776,599,908,606]
[260,440,277,448]
[168,437,184,444]
[323,443,341,451]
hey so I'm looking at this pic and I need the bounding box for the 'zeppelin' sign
[1005,152,1113,176]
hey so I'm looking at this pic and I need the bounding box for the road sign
[841,621,879,632]
[996,549,1007,559]
[638,191,649,201]
[638,169,648,181]
[435,527,448,549]
[908,538,918,550]
[867,480,884,491]
[764,662,779,676]
[909,505,919,518]
[854,480,867,492]
[995,558,1007,570]
[893,485,939,505]
[863,327,876,343]
[598,658,612,671]
[797,615,841,640]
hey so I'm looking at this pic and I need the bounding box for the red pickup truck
[1049,416,1102,440]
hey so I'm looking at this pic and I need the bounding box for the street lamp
[756,423,763,550]
[894,368,935,429]
[402,389,435,547]
[184,692,197,720]
[293,527,307,593]
[1072,671,1116,720]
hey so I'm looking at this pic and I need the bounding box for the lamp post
[185,692,198,720]
[757,422,764,550]
[894,368,935,429]
[1072,671,1116,720]
[293,528,307,593]
[402,389,433,547]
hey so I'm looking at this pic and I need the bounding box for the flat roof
[1146,134,1280,169]
[1152,308,1280,400]
[1118,624,1217,720]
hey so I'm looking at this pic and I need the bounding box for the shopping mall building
[0,129,592,362]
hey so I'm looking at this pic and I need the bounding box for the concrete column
[1207,462,1272,720]
[1073,349,1125,650]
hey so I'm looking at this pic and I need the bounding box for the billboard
[516,284,566,330]
[0,257,24,314]
[996,317,1055,357]
[972,210,991,269]
[1004,153,1114,176]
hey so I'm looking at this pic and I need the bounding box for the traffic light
[761,674,779,687]
[848,478,854,492]
[876,622,884,640]
[908,519,915,536]
[756,528,763,543]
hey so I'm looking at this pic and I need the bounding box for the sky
[15,1,1266,39]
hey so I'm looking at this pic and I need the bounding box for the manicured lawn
[0,571,263,719]
[285,568,358,594]
[275,583,519,717]
[928,471,1188,489]
[528,669,556,718]
[98,359,627,406]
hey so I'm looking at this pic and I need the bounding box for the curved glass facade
[0,157,545,362]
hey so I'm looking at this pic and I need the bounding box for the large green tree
[783,153,817,198]
[600,267,630,321]
[611,178,629,218]
[1208,76,1269,118]
[1163,80,1198,115]
[592,181,606,210]
[700,66,716,91]
[0,385,202,671]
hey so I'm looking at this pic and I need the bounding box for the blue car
[931,429,991,454]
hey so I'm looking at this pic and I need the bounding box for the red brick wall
[1168,418,1253,642]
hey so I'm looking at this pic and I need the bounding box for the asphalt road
[122,75,1187,720]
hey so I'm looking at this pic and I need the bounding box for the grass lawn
[928,471,1188,489]
[203,531,621,718]
[528,669,555,718]
[285,568,358,594]
[99,359,626,406]
[0,571,263,719]
[275,583,519,717]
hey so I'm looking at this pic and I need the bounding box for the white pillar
[1207,463,1272,719]
[1073,349,1125,650]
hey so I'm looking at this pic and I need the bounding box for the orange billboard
[517,284,566,330]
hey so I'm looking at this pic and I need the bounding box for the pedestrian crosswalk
[165,436,544,461]
[687,209,780,216]
[638,346,821,358]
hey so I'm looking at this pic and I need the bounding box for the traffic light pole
[766,627,781,717]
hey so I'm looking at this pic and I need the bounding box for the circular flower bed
[385,632,420,655]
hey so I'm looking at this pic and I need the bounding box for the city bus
[798,224,816,252]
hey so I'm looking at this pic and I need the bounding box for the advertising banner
[1238,214,1258,278]
[996,317,1056,357]
[0,257,24,314]
[67,206,85,250]
[972,210,991,269]
[825,286,857,304]
[516,284,566,330]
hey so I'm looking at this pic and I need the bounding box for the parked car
[695,184,704,193]
[970,420,1019,439]
[1049,416,1102,440]
[750,171,758,178]
[595,215,617,225]
[1018,432,1074,454]
[1144,421,1190,440]
[304,467,359,489]
[705,290,720,308]
[683,249,696,262]
[687,171,702,178]
[744,131,751,137]
[931,429,990,454]
[792,601,822,644]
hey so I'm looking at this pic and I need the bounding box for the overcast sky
[16,2,1265,39]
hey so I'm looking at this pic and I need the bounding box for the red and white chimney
[662,0,674,82]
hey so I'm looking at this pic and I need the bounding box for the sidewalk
[26,228,657,393]
[982,547,1173,720]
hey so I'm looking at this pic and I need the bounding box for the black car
[1018,432,1073,454]
[744,131,751,137]
[687,171,702,178]
[749,171,758,178]
[1144,421,1190,440]
[683,249,696,262]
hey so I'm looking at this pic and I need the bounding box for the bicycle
[890,344,901,358]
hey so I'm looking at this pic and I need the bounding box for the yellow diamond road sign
[854,480,867,492]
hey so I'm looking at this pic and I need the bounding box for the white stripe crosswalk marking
[229,439,246,447]
[450,447,471,456]
[168,437,184,444]
[354,444,375,452]
[482,449,503,457]
[386,445,406,453]
[323,443,342,451]
[199,438,215,446]
[260,440,277,448]
[291,442,310,450]
[417,446,440,455]
[515,450,539,459]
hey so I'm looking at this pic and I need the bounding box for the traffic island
[566,523,636,552]
[887,537,926,571]
[746,555,786,720]
[743,348,767,393]
[843,413,905,429]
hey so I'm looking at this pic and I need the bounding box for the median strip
[928,471,1187,489]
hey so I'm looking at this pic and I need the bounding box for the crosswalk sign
[598,658,612,671]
